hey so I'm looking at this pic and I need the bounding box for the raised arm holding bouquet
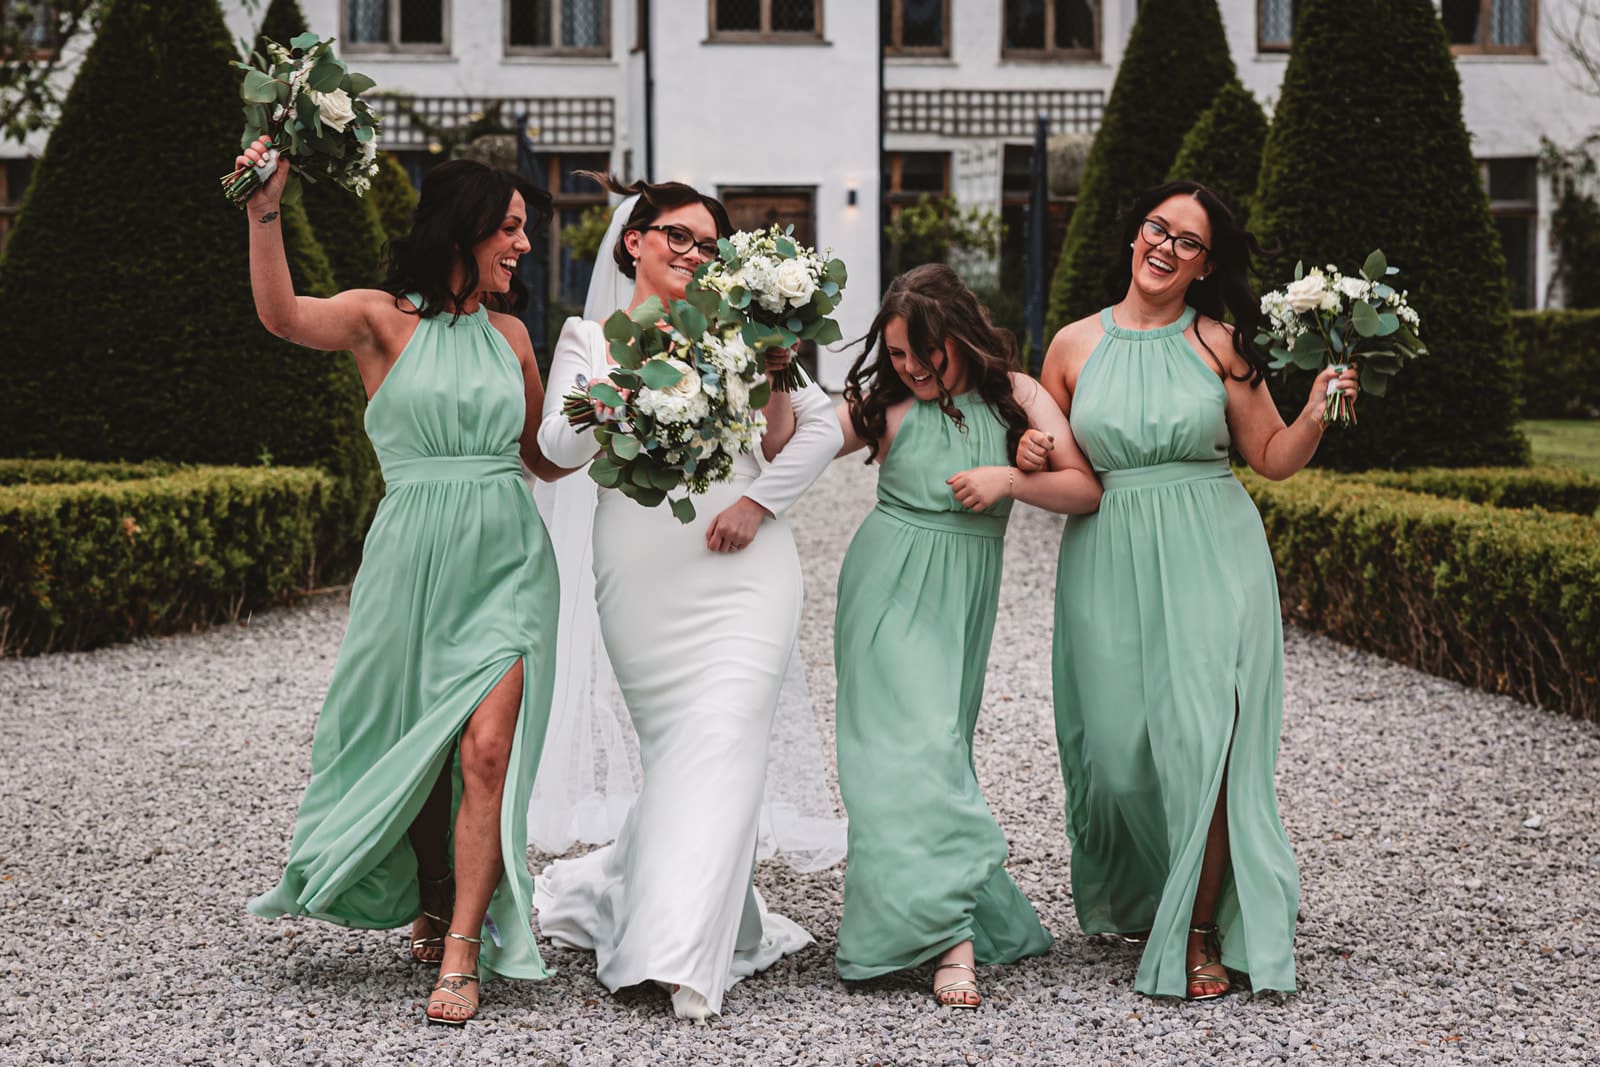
[221,33,381,208]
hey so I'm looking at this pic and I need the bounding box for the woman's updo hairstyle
[575,171,734,281]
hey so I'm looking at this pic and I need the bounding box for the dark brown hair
[575,171,734,280]
[379,159,551,321]
[843,264,1030,464]
[1115,180,1271,386]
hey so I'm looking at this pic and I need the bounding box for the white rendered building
[1,1,1591,386]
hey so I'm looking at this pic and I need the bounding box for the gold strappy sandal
[933,961,981,1010]
[408,871,454,964]
[1186,923,1231,1001]
[425,931,483,1026]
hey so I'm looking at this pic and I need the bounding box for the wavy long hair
[1115,180,1271,386]
[843,263,1030,464]
[575,171,734,280]
[379,159,551,321]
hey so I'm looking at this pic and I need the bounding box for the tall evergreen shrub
[370,151,418,243]
[1253,0,1526,469]
[1046,0,1235,331]
[0,0,378,575]
[1166,80,1269,231]
[257,0,388,289]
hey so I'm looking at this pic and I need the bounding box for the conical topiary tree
[257,0,388,289]
[0,0,379,575]
[1046,0,1236,332]
[1252,0,1527,469]
[370,151,418,244]
[1166,80,1269,232]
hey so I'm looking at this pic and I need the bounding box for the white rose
[1337,276,1368,300]
[1283,273,1327,314]
[723,372,750,414]
[655,358,700,397]
[771,259,817,308]
[309,87,357,133]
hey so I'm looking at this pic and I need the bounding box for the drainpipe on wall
[877,0,887,292]
[643,0,655,180]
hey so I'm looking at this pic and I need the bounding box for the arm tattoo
[256,210,279,225]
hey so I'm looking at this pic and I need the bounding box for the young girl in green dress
[1016,181,1359,1000]
[238,140,566,1025]
[829,264,1102,1008]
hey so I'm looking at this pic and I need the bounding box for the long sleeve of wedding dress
[536,323,602,470]
[744,379,843,518]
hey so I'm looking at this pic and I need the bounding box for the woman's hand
[237,135,289,210]
[705,496,771,553]
[764,347,795,378]
[1304,364,1359,425]
[1016,428,1053,472]
[947,466,1013,512]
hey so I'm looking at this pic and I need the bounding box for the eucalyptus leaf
[824,259,848,287]
[590,381,624,408]
[241,69,278,104]
[669,497,697,524]
[638,360,687,390]
[1291,331,1326,356]
[775,236,797,259]
[1360,363,1390,397]
[645,464,680,491]
[1293,260,1305,281]
[345,72,377,95]
[668,301,707,341]
[1361,250,1388,282]
[749,380,772,410]
[630,295,667,329]
[611,434,641,461]
[1350,300,1382,337]
[821,282,839,298]
[1376,312,1399,336]
[309,57,345,93]
[631,486,667,507]
[811,319,844,346]
[609,339,641,369]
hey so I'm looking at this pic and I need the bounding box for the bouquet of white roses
[564,295,771,523]
[220,33,381,208]
[688,225,849,391]
[1257,250,1426,426]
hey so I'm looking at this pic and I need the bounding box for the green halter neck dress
[249,297,559,982]
[1053,305,1298,996]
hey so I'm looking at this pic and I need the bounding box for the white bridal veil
[526,194,847,872]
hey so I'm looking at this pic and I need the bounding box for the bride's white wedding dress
[534,317,842,1018]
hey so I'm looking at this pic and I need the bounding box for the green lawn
[1523,420,1600,477]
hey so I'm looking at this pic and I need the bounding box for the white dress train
[533,318,842,1017]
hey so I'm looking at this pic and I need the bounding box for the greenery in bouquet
[563,296,772,523]
[1257,250,1426,426]
[221,33,380,207]
[690,225,849,391]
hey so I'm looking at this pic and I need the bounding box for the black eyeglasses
[1140,218,1209,261]
[641,224,720,260]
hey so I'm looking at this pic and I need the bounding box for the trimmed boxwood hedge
[1046,0,1235,331]
[1251,0,1526,470]
[0,459,178,486]
[1512,309,1600,419]
[1241,469,1600,721]
[0,465,334,655]
[1351,466,1600,516]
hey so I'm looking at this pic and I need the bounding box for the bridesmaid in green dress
[236,142,565,1025]
[830,265,1102,1008]
[1017,182,1359,1000]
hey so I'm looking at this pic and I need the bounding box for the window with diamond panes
[1441,0,1535,53]
[1003,0,1098,58]
[1257,0,1296,51]
[709,0,822,40]
[508,0,608,53]
[345,0,447,50]
[884,0,947,55]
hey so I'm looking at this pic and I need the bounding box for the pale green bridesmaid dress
[249,297,559,982]
[834,390,1053,980]
[1054,306,1298,996]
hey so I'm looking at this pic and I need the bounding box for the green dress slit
[1053,306,1298,996]
[833,390,1053,980]
[249,297,559,982]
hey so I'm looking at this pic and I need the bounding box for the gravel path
[3,457,1598,1066]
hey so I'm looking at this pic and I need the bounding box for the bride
[531,174,844,1020]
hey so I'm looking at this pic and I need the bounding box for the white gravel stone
[2,456,1598,1065]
